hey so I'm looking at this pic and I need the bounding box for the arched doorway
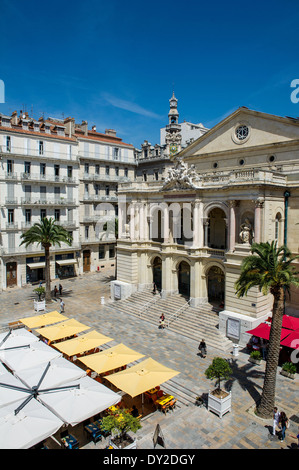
[6,262,17,287]
[207,266,225,305]
[152,257,162,291]
[83,250,91,272]
[207,208,227,249]
[178,261,190,297]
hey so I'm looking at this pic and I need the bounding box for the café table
[84,422,102,443]
[94,419,110,438]
[61,434,79,449]
[155,394,176,414]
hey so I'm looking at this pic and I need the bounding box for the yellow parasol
[19,311,68,329]
[53,330,114,357]
[105,357,180,398]
[35,319,90,342]
[79,343,144,374]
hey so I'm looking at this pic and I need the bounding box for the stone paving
[0,271,298,450]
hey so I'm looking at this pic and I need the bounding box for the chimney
[11,111,18,125]
[64,117,75,137]
[81,120,88,136]
[105,129,117,137]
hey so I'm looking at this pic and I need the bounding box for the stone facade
[115,107,299,344]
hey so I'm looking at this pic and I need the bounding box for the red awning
[280,330,299,349]
[282,315,299,330]
[246,323,291,342]
[268,315,299,330]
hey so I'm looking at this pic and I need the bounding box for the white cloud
[102,93,162,119]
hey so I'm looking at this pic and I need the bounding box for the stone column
[163,203,170,243]
[139,202,145,241]
[129,202,135,240]
[228,200,237,251]
[254,197,264,244]
[204,219,209,247]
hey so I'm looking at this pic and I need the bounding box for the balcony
[83,194,118,203]
[20,173,77,184]
[81,173,130,183]
[21,197,77,207]
[5,198,18,206]
[0,145,79,163]
[4,222,19,231]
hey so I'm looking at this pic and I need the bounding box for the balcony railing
[20,198,77,206]
[5,198,18,205]
[81,173,130,183]
[83,195,118,202]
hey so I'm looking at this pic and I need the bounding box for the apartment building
[0,111,135,289]
[74,122,135,274]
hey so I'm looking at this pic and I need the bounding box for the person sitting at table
[131,405,139,418]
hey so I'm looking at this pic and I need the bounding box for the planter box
[109,434,137,449]
[248,357,262,366]
[280,369,295,380]
[208,390,231,418]
[34,300,46,312]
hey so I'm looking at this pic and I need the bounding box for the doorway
[178,261,190,297]
[152,257,162,291]
[6,262,17,287]
[207,266,225,304]
[83,250,91,272]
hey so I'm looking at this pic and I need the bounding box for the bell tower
[165,92,182,157]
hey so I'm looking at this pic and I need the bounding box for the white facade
[0,112,135,289]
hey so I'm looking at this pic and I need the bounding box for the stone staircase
[108,290,233,352]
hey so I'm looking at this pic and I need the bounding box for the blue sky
[0,0,299,147]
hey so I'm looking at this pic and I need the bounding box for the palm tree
[235,241,299,418]
[20,217,72,302]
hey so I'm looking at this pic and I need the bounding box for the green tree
[235,241,299,418]
[20,217,72,302]
[100,408,141,444]
[205,357,232,391]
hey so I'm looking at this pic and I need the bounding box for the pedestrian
[60,299,65,313]
[53,286,58,298]
[260,338,268,360]
[159,313,165,329]
[272,407,280,436]
[152,283,157,294]
[198,339,207,358]
[278,411,289,442]
[39,280,42,288]
[59,283,63,296]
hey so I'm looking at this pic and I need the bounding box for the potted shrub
[34,286,45,301]
[205,357,232,418]
[100,408,142,449]
[248,350,262,365]
[280,362,296,379]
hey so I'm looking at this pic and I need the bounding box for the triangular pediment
[180,107,299,158]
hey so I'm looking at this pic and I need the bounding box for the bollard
[233,343,239,357]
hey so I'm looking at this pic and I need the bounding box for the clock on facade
[170,144,178,154]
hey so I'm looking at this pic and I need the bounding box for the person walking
[199,339,207,358]
[278,411,289,442]
[59,283,63,296]
[60,299,65,313]
[159,313,165,329]
[53,285,58,298]
[272,407,280,436]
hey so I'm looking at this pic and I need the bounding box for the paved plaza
[0,271,298,450]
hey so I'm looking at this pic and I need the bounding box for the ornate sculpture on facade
[239,218,254,244]
[163,158,201,190]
